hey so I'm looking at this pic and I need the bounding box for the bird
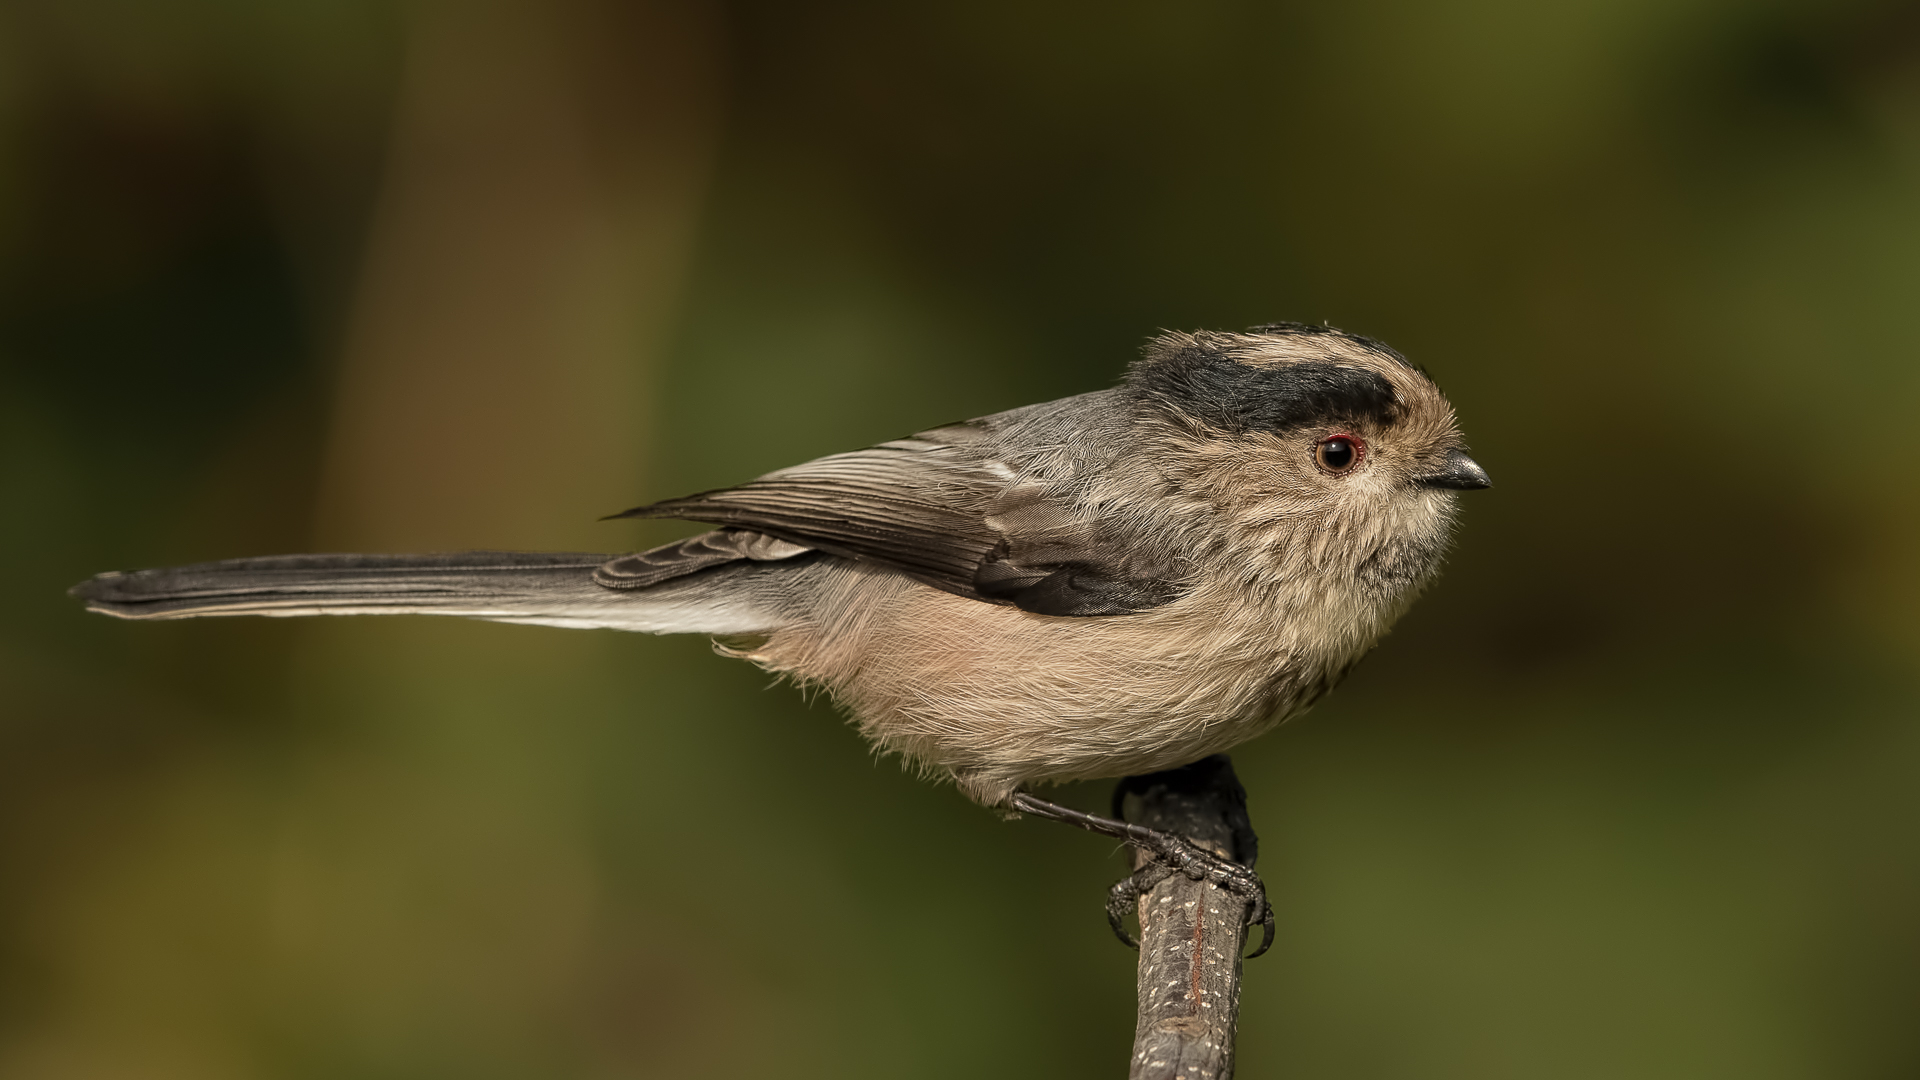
[71,323,1490,951]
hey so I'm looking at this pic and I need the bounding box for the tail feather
[69,551,783,634]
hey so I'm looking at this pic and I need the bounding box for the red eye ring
[1314,433,1366,474]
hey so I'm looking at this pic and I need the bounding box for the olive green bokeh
[3,1,1918,1077]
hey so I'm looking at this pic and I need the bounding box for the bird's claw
[1105,831,1276,959]
[1106,862,1175,947]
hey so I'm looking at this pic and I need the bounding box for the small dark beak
[1417,448,1492,490]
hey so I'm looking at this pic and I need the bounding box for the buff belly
[743,565,1357,806]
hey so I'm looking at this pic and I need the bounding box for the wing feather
[608,418,1185,615]
[610,430,1005,600]
[594,529,812,590]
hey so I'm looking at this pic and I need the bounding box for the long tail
[69,551,784,634]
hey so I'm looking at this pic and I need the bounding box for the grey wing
[604,419,1185,617]
[594,529,814,590]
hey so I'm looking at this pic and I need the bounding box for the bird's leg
[1010,783,1275,958]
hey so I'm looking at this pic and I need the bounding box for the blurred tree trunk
[315,0,723,553]
[278,0,725,1064]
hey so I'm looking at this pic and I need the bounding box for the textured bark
[1117,757,1259,1080]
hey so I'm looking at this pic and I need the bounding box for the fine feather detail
[69,551,788,635]
[606,419,1186,616]
[594,529,812,590]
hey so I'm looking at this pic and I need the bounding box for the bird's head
[1125,324,1489,597]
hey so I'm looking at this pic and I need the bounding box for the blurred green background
[3,1,1918,1077]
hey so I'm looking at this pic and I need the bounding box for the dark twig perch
[1112,755,1261,1080]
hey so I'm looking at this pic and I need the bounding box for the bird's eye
[1315,435,1365,474]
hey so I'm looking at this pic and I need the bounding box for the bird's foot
[1103,829,1275,958]
[1009,791,1275,958]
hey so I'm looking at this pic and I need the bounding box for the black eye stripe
[1131,344,1402,434]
